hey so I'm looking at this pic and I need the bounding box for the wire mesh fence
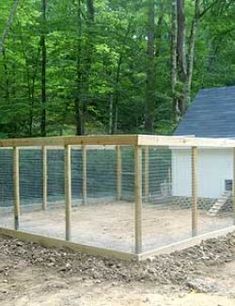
[0,135,234,257]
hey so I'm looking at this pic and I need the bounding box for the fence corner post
[82,145,87,205]
[144,146,149,201]
[116,145,122,200]
[64,145,72,241]
[42,145,47,210]
[13,146,20,230]
[135,145,142,254]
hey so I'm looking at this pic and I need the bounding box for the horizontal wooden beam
[1,134,235,148]
[138,135,235,148]
[1,225,234,262]
[0,227,137,261]
[0,145,117,151]
[138,225,235,260]
[0,135,138,148]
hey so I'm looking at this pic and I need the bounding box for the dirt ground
[0,202,233,252]
[0,231,234,306]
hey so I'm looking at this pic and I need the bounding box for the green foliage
[0,0,234,137]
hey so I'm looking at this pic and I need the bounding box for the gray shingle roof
[174,86,235,138]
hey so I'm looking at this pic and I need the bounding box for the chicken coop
[0,135,234,260]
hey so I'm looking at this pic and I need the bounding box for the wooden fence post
[116,145,122,200]
[42,146,47,210]
[13,147,20,230]
[192,146,198,237]
[233,148,235,225]
[64,145,72,241]
[135,145,142,254]
[82,145,87,205]
[144,146,149,200]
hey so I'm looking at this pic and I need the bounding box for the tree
[185,0,200,106]
[171,0,178,121]
[74,0,83,136]
[0,0,20,54]
[40,0,47,137]
[74,0,95,135]
[111,20,132,134]
[172,0,201,121]
[0,0,234,138]
[145,0,156,133]
[176,0,187,117]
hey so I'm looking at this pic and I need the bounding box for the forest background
[0,0,234,138]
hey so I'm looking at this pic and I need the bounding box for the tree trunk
[18,22,41,136]
[2,50,10,103]
[40,0,47,137]
[75,0,83,135]
[176,0,187,116]
[74,0,94,135]
[82,0,95,134]
[86,0,95,22]
[29,45,41,136]
[145,0,156,133]
[185,0,200,106]
[111,21,132,134]
[171,0,179,122]
[112,54,122,134]
[155,3,164,59]
[0,0,20,54]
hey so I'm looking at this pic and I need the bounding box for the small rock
[186,277,218,293]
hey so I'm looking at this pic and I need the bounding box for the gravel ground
[0,232,234,286]
[0,232,234,305]
[1,203,233,253]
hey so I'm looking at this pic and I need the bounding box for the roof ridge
[199,85,235,92]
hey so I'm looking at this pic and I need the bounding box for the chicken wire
[0,143,234,254]
[141,146,234,252]
[0,145,135,252]
[141,146,193,252]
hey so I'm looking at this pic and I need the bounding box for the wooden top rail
[138,135,235,148]
[0,134,235,148]
[0,145,117,150]
[0,135,138,147]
